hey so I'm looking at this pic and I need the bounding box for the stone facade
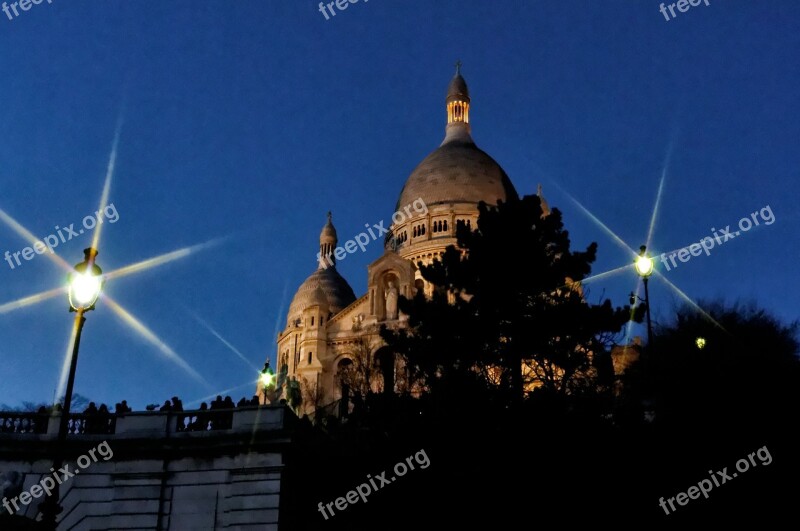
[0,407,291,530]
[265,69,552,414]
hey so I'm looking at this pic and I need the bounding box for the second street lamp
[260,361,275,405]
[40,248,104,529]
[634,245,654,346]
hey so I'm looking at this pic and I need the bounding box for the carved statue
[287,377,302,410]
[385,281,398,320]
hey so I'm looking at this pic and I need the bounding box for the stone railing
[65,413,117,435]
[0,412,49,434]
[0,412,116,435]
[175,409,235,432]
[0,406,287,439]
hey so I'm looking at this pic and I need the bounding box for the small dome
[287,212,356,326]
[287,268,356,325]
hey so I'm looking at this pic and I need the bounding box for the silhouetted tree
[337,335,380,401]
[300,375,327,414]
[383,194,639,407]
[629,300,800,435]
[0,393,91,413]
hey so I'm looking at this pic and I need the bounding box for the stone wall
[0,406,292,530]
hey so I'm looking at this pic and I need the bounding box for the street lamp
[40,248,104,529]
[259,361,275,405]
[695,337,707,350]
[634,245,654,346]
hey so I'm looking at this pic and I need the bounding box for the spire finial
[319,212,338,270]
[443,61,472,142]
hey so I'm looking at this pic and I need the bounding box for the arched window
[443,220,448,231]
[308,351,313,364]
[311,316,315,326]
[336,358,354,414]
[375,348,396,396]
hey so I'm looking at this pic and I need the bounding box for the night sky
[0,1,797,410]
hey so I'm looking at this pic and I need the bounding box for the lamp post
[634,245,655,346]
[39,248,104,529]
[259,361,275,405]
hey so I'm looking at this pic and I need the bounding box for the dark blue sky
[0,1,797,409]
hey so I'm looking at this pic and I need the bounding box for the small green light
[695,337,707,350]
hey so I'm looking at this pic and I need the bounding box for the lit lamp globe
[68,248,104,311]
[635,247,655,278]
[259,362,276,406]
[260,363,275,388]
[260,370,275,388]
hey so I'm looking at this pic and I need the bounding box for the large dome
[396,138,518,210]
[395,67,518,211]
[287,267,356,325]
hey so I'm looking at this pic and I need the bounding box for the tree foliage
[382,194,640,406]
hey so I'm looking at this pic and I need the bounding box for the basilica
[263,67,548,413]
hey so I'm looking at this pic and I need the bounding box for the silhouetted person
[210,395,223,409]
[34,406,48,434]
[250,395,260,406]
[83,402,98,434]
[97,404,110,434]
[208,395,223,428]
[192,403,209,431]
[160,400,172,412]
[237,397,247,408]
[118,400,131,414]
[171,396,183,412]
[220,396,235,428]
